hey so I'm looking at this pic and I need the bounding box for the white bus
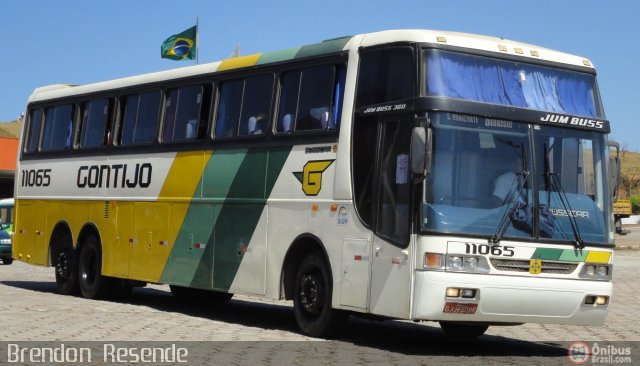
[14,29,615,338]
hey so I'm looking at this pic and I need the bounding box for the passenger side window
[119,91,161,145]
[215,79,243,138]
[162,84,211,142]
[41,104,75,151]
[238,74,273,136]
[79,98,111,148]
[26,108,43,153]
[215,74,274,138]
[276,64,345,133]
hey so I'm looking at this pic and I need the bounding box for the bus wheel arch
[282,234,345,337]
[282,234,330,301]
[49,221,78,295]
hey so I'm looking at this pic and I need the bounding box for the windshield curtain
[425,49,601,118]
[422,112,609,244]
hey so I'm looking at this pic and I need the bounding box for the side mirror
[608,141,621,201]
[411,126,432,180]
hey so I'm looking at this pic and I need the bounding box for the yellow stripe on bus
[216,53,262,72]
[117,150,212,282]
[585,251,611,264]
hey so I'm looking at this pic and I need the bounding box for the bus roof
[28,29,594,104]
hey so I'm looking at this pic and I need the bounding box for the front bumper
[413,270,611,325]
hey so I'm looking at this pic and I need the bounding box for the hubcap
[56,251,71,280]
[299,268,324,314]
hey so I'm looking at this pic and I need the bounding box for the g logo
[294,160,334,196]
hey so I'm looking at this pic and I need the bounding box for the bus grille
[490,258,578,274]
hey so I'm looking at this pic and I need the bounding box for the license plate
[443,302,478,314]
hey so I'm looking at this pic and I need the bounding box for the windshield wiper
[490,142,529,244]
[544,143,585,249]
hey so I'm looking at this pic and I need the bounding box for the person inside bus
[492,155,524,206]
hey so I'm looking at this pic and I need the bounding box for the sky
[1,0,638,150]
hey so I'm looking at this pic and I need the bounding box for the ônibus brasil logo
[568,341,590,364]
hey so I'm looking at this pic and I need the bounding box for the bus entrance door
[369,120,413,319]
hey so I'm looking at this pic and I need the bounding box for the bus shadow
[0,280,567,358]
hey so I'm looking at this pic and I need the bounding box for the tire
[2,258,12,265]
[54,247,79,295]
[170,285,233,302]
[439,321,489,339]
[78,235,113,299]
[615,218,622,233]
[293,251,345,337]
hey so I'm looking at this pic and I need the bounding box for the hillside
[617,149,640,198]
[0,121,21,138]
[620,150,640,174]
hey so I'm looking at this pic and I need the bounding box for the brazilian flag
[161,25,197,61]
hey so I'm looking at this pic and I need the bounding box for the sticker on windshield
[396,154,408,184]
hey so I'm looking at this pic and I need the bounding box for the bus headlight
[464,257,479,269]
[0,238,10,245]
[446,255,489,273]
[579,263,611,280]
[450,256,463,270]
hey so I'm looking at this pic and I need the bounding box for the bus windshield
[421,112,610,245]
[424,49,602,118]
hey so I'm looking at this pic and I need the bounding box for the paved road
[0,243,638,365]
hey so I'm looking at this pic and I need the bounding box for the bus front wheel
[78,235,112,299]
[293,251,345,337]
[439,321,489,339]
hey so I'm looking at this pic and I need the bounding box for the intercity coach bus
[14,29,616,338]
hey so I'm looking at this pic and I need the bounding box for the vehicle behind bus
[0,198,13,264]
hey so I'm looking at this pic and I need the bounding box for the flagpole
[195,17,199,64]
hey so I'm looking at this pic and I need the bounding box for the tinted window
[41,104,75,151]
[238,74,273,136]
[215,75,273,138]
[119,91,161,145]
[79,98,111,148]
[26,109,43,153]
[163,84,211,142]
[277,65,344,133]
[276,71,300,133]
[356,47,414,107]
[215,80,243,138]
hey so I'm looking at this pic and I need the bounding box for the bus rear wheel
[54,247,78,295]
[78,235,113,299]
[293,251,345,337]
[439,321,489,339]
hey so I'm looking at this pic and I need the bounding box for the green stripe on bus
[165,147,292,291]
[294,36,352,59]
[531,248,563,261]
[160,149,247,287]
[208,147,291,291]
[558,249,588,262]
[257,47,301,65]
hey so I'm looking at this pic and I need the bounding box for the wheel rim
[299,266,325,315]
[56,251,71,280]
